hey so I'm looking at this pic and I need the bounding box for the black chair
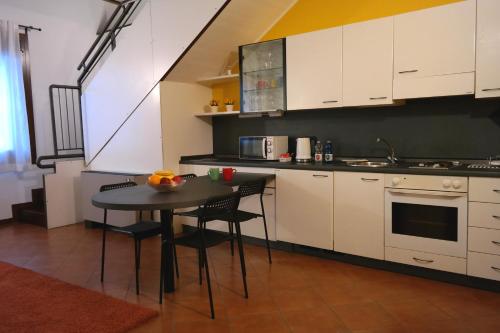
[171,191,241,319]
[172,174,198,218]
[99,181,178,295]
[177,178,272,264]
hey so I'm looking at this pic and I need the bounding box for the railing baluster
[72,89,77,149]
[64,88,71,150]
[57,88,65,150]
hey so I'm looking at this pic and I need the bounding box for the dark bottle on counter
[314,140,323,162]
[324,140,334,163]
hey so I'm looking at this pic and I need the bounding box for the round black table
[91,173,273,302]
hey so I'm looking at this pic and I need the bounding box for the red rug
[0,262,158,333]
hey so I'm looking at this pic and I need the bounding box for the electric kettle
[296,137,313,162]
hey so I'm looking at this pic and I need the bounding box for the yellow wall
[214,0,463,108]
[261,0,463,41]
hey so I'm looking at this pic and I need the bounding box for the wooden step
[20,207,47,227]
[31,188,45,209]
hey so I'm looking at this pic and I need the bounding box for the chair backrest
[238,179,266,198]
[100,181,137,192]
[201,191,241,222]
[179,173,197,179]
[99,181,153,222]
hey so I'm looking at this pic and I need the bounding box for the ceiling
[167,0,297,83]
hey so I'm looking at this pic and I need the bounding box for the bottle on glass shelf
[324,140,334,163]
[314,140,323,162]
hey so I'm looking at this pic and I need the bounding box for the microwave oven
[239,136,288,160]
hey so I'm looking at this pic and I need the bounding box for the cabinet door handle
[398,69,418,74]
[492,240,500,246]
[491,266,500,273]
[369,97,387,100]
[493,215,500,220]
[412,257,434,264]
[482,88,500,92]
[361,178,379,182]
[313,174,328,178]
[322,100,338,104]
[493,189,500,193]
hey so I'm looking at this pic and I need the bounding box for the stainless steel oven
[385,174,468,258]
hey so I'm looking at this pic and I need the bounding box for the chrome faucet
[377,137,398,164]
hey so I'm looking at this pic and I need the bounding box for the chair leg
[171,223,180,279]
[234,221,248,298]
[261,198,272,264]
[228,222,234,256]
[200,228,215,319]
[137,239,142,269]
[198,249,203,285]
[134,239,140,295]
[159,239,165,304]
[173,244,180,279]
[100,210,107,283]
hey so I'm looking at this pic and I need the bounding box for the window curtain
[0,20,31,172]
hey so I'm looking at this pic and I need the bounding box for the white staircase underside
[167,0,297,82]
[87,84,163,174]
[82,0,226,170]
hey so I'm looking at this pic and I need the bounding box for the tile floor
[0,222,499,333]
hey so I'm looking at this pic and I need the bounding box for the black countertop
[180,155,500,178]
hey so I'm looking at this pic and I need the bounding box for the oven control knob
[442,179,452,188]
[392,177,401,186]
[452,180,462,189]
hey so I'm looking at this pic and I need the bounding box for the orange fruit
[148,174,162,185]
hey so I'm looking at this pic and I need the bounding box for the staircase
[12,189,47,227]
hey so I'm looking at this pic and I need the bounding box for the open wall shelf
[194,110,240,117]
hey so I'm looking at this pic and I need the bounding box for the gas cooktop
[408,161,461,170]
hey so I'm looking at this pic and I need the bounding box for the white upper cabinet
[393,0,476,99]
[286,27,342,110]
[476,0,500,98]
[343,17,394,107]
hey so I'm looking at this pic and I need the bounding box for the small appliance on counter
[239,136,288,160]
[296,137,314,163]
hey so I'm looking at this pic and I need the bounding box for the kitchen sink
[346,161,390,168]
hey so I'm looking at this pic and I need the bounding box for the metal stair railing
[36,0,143,169]
[77,0,143,86]
[36,85,85,169]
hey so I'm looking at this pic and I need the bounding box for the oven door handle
[388,189,467,198]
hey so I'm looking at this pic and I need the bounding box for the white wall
[161,81,213,174]
[83,0,225,172]
[88,85,164,173]
[0,0,113,219]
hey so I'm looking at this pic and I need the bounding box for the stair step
[31,188,45,208]
[20,207,47,227]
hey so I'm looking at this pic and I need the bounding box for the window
[0,20,32,171]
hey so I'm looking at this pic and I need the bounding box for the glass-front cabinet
[239,39,286,114]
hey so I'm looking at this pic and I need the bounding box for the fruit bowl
[148,179,186,192]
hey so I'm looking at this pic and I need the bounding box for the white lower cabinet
[178,164,276,240]
[467,176,500,282]
[467,251,500,281]
[276,169,333,250]
[386,247,466,274]
[468,227,500,256]
[333,172,384,259]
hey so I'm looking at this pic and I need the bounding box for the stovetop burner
[409,161,461,170]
